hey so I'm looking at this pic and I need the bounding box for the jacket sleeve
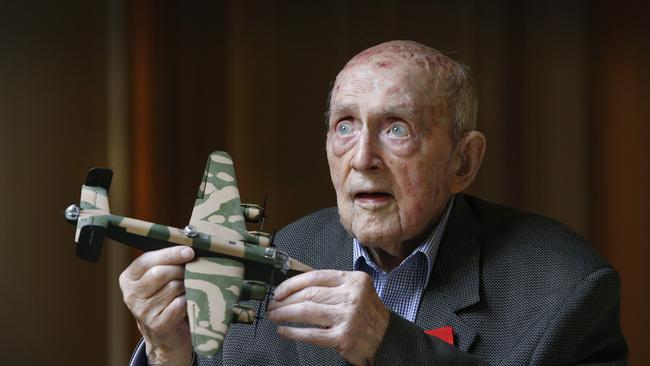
[128,339,205,366]
[374,267,627,365]
[530,266,627,365]
[128,339,148,366]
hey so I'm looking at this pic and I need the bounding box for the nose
[351,128,381,171]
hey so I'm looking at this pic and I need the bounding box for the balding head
[333,40,478,141]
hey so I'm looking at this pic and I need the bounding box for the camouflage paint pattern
[67,151,313,358]
[185,257,249,357]
[191,152,249,239]
[186,152,273,357]
[73,212,311,271]
[74,184,111,242]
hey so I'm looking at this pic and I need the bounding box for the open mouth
[354,192,393,201]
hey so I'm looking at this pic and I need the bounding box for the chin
[349,210,402,249]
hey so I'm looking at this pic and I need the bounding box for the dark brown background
[0,0,647,364]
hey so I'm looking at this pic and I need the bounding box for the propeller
[254,270,276,340]
[254,227,278,338]
[259,193,268,231]
[269,229,277,248]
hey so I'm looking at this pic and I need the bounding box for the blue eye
[336,122,353,136]
[387,123,409,137]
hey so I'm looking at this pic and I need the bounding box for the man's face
[326,57,457,256]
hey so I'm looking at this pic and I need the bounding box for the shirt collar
[352,195,455,285]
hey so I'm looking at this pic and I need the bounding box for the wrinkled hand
[267,270,390,366]
[119,246,195,366]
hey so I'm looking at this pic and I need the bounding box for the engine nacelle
[240,280,268,301]
[249,230,271,247]
[232,304,256,324]
[241,203,263,223]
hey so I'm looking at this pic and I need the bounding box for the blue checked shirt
[352,196,454,322]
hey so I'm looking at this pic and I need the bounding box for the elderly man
[122,41,627,365]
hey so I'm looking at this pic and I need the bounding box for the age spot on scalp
[375,60,392,68]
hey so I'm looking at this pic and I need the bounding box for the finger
[158,295,188,328]
[136,265,186,298]
[147,279,186,318]
[276,326,337,349]
[124,246,194,280]
[267,286,341,311]
[273,270,347,301]
[148,295,188,336]
[130,279,185,322]
[267,302,337,327]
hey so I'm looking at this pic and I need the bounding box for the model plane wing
[189,151,248,240]
[185,151,264,358]
[185,257,249,357]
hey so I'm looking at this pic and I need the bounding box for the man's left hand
[267,270,390,366]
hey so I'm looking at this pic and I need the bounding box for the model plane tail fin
[73,168,113,262]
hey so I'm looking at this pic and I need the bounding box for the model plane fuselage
[65,151,312,357]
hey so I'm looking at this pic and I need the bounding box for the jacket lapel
[416,194,481,352]
[295,215,353,366]
[317,221,354,271]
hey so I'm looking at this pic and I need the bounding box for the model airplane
[64,151,313,358]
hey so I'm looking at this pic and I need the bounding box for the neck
[368,246,411,272]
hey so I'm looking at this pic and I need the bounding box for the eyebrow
[328,104,358,119]
[381,103,418,120]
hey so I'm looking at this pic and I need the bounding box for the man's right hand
[119,246,195,366]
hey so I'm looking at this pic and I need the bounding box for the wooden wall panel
[0,1,109,364]
[592,3,650,363]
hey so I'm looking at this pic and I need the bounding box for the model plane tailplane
[85,168,113,193]
[76,225,106,262]
[73,168,114,262]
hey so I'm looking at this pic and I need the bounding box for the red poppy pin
[424,326,454,345]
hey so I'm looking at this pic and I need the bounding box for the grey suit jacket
[131,194,627,365]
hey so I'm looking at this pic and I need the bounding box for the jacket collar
[416,193,481,351]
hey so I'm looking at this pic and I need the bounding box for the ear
[449,131,486,193]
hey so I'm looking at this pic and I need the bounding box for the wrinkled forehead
[330,60,443,113]
[332,62,428,101]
